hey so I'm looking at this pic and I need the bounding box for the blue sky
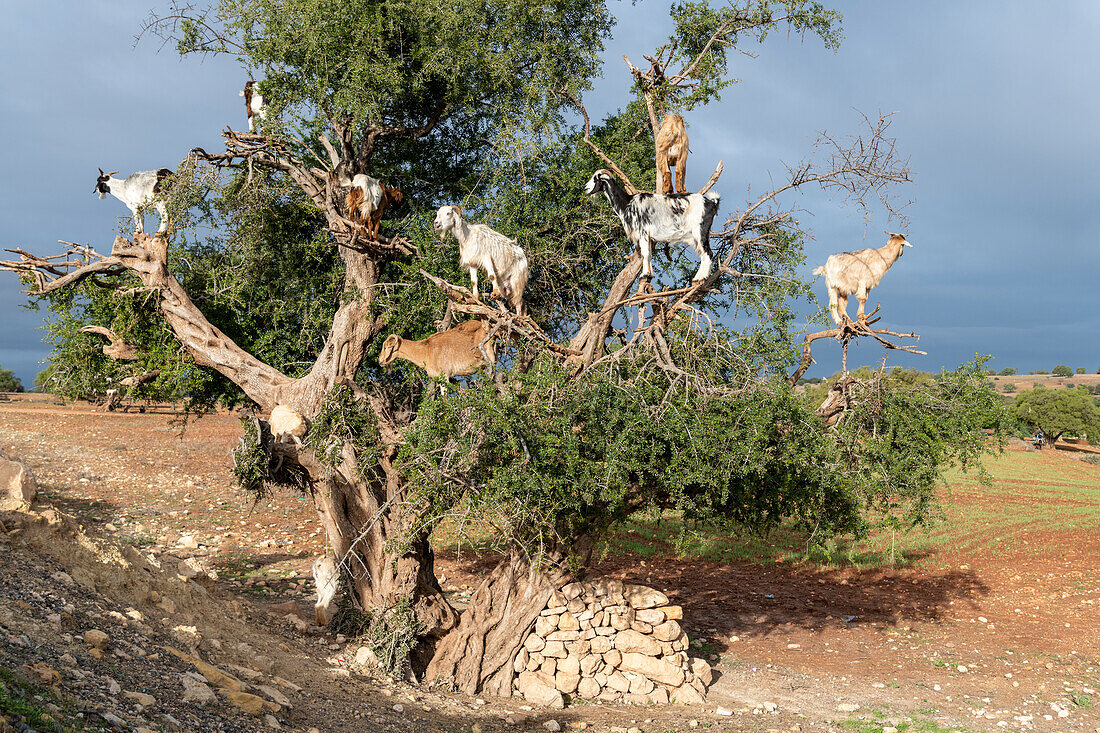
[1,1,1097,386]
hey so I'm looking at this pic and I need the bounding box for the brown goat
[378,319,496,380]
[656,113,689,195]
[346,183,403,240]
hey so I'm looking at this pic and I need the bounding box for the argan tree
[1,0,1006,694]
[1013,386,1100,446]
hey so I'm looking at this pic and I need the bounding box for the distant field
[987,371,1100,395]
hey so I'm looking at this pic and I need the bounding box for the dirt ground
[1,393,1098,733]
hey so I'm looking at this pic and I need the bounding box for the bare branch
[557,88,641,195]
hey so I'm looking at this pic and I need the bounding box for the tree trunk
[425,538,592,695]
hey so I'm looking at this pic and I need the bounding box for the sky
[1,1,1097,387]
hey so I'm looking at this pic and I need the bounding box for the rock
[543,640,566,658]
[670,683,704,704]
[635,609,666,625]
[181,677,216,705]
[646,687,670,705]
[26,663,61,686]
[393,704,404,712]
[657,605,683,620]
[628,674,654,695]
[619,652,685,687]
[614,630,661,656]
[561,583,584,600]
[715,706,733,716]
[558,613,580,631]
[607,671,630,692]
[268,600,307,620]
[264,713,281,729]
[625,586,668,610]
[227,690,276,715]
[355,646,378,668]
[577,677,601,699]
[51,571,75,587]
[558,656,580,676]
[652,620,682,642]
[579,654,602,676]
[542,605,567,616]
[544,720,561,732]
[837,703,860,713]
[177,557,207,579]
[84,629,109,649]
[630,621,652,634]
[566,639,590,658]
[546,630,581,642]
[603,649,622,668]
[540,658,557,676]
[124,691,156,707]
[691,658,713,687]
[590,636,612,654]
[0,454,36,507]
[566,598,585,614]
[258,685,292,708]
[516,671,565,709]
[555,671,580,694]
[524,635,546,653]
[514,648,529,674]
[535,616,557,637]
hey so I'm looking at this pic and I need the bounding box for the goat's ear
[452,205,462,217]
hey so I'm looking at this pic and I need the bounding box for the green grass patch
[0,665,85,731]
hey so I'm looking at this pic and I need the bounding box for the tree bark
[425,538,591,695]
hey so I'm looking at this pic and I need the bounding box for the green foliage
[0,365,23,392]
[1052,364,1073,377]
[998,367,1017,376]
[1012,386,1100,444]
[364,596,423,676]
[800,365,934,408]
[1076,367,1086,374]
[306,384,381,471]
[1003,383,1016,393]
[230,416,310,500]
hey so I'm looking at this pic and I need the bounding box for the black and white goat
[93,168,173,234]
[239,81,266,133]
[584,169,720,282]
[434,205,529,315]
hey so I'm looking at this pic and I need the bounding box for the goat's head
[93,168,116,198]
[433,205,461,237]
[886,231,912,249]
[584,169,614,197]
[379,334,402,367]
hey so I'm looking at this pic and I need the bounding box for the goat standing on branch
[814,232,912,325]
[433,206,528,315]
[94,168,172,234]
[378,319,497,380]
[656,113,689,195]
[585,169,720,283]
[239,81,265,133]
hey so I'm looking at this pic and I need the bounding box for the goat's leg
[828,292,843,326]
[675,155,687,194]
[155,201,169,234]
[131,207,145,235]
[837,294,850,323]
[856,292,868,321]
[691,235,712,282]
[469,268,480,301]
[639,235,654,279]
[656,150,669,195]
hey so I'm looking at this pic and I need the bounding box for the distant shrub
[1076,367,1086,375]
[1052,365,1073,377]
[1003,383,1017,392]
[1082,454,1100,467]
[998,368,1017,376]
[1034,370,1049,375]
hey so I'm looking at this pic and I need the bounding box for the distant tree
[0,366,24,393]
[1035,369,1049,375]
[1012,386,1100,445]
[998,367,1017,376]
[1076,367,1086,375]
[1052,365,1073,377]
[1003,383,1016,393]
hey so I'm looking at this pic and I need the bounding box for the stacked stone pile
[513,579,712,708]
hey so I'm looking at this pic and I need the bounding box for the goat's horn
[99,167,105,176]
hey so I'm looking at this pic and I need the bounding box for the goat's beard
[97,192,107,199]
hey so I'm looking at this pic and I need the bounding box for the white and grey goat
[93,167,173,234]
[584,169,720,282]
[433,205,529,315]
[814,232,912,325]
[239,81,266,133]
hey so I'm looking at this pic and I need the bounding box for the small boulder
[84,629,109,650]
[181,677,216,705]
[516,671,564,709]
[0,454,36,508]
[613,630,661,656]
[625,585,668,610]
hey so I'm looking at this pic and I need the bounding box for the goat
[239,81,265,133]
[312,555,340,627]
[94,167,172,234]
[343,173,384,231]
[433,205,529,315]
[269,404,308,446]
[656,113,689,195]
[814,232,912,325]
[584,169,720,282]
[378,319,497,380]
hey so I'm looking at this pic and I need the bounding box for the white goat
[433,205,529,315]
[584,169,720,282]
[814,232,912,325]
[269,404,308,446]
[378,319,497,380]
[312,555,340,627]
[94,167,172,234]
[239,81,266,133]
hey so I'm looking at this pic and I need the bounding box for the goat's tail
[812,265,826,277]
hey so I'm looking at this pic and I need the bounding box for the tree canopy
[0,365,23,393]
[1013,386,1100,444]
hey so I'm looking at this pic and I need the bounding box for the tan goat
[814,232,912,325]
[378,319,497,380]
[656,113,689,195]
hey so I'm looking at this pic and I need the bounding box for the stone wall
[513,579,712,708]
